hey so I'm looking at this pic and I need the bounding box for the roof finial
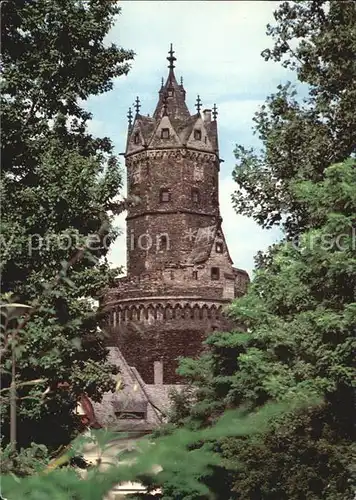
[134,96,141,115]
[161,77,164,89]
[195,95,202,113]
[127,107,133,128]
[167,43,176,70]
[212,103,218,121]
[180,76,184,86]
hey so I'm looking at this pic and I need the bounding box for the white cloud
[107,211,127,274]
[110,0,290,94]
[86,118,105,136]
[219,177,282,276]
[218,100,264,128]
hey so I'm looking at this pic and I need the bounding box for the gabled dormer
[126,121,145,155]
[186,115,214,152]
[126,114,156,155]
[148,114,182,148]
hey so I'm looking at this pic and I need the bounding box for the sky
[85,0,296,277]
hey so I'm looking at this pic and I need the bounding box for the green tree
[0,0,133,450]
[232,0,356,237]
[0,405,303,499]
[173,159,356,499]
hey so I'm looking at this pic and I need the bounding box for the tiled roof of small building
[136,115,156,143]
[91,347,184,433]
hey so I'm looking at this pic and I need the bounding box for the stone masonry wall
[106,299,233,384]
[126,149,219,275]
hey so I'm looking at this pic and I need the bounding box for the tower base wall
[105,296,234,384]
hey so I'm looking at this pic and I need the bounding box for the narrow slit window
[160,188,170,202]
[211,267,220,280]
[134,132,140,144]
[192,188,200,204]
[215,242,223,253]
[161,128,170,139]
[159,235,168,251]
[194,129,202,140]
[192,270,198,280]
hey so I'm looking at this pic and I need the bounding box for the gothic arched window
[134,132,140,144]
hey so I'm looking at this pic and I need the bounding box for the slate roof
[91,347,184,434]
[136,115,156,144]
[125,48,219,156]
[186,225,217,264]
[153,68,190,121]
[176,113,200,143]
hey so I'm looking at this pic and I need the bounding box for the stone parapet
[103,266,249,307]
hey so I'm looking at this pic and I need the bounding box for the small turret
[153,44,190,121]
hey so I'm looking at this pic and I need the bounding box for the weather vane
[195,95,202,113]
[167,43,176,70]
[127,107,133,127]
[134,96,141,115]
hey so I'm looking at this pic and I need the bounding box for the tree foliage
[232,0,356,236]
[0,0,133,450]
[0,402,312,500]
[170,160,356,499]
[165,3,356,494]
[166,5,356,495]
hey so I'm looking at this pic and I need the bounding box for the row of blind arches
[110,302,223,325]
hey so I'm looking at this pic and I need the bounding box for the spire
[212,103,218,121]
[153,44,190,121]
[195,95,202,113]
[127,107,133,128]
[167,43,176,70]
[134,96,141,115]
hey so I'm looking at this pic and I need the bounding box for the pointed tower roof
[153,44,190,122]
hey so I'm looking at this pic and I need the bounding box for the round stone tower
[103,45,249,384]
